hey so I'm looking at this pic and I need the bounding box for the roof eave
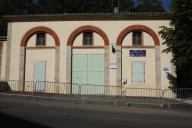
[3,12,172,22]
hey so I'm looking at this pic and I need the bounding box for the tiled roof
[3,12,171,22]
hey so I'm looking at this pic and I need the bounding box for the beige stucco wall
[122,48,156,88]
[161,39,172,90]
[121,32,156,88]
[25,49,55,82]
[7,20,172,90]
[24,33,56,83]
[1,41,7,80]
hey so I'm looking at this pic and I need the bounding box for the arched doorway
[19,26,60,91]
[116,25,161,89]
[67,25,109,94]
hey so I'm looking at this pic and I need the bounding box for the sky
[162,0,171,11]
[133,0,171,11]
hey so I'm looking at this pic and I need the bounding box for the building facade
[0,13,174,94]
[0,36,7,81]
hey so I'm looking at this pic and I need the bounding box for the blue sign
[130,50,146,57]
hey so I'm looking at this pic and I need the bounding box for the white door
[131,61,145,83]
[34,62,46,91]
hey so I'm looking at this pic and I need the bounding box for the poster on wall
[129,50,146,57]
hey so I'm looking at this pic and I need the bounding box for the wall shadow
[0,112,51,128]
[167,73,192,98]
[0,81,11,92]
[167,73,177,89]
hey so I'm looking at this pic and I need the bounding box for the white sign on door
[108,63,117,69]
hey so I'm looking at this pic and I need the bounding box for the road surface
[0,95,192,128]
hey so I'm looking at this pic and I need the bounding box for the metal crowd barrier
[0,80,72,95]
[0,80,121,96]
[0,80,192,108]
[124,88,163,106]
[72,83,122,96]
[163,88,192,106]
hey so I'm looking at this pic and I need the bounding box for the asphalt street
[0,95,192,128]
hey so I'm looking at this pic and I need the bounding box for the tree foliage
[0,0,166,15]
[0,0,135,30]
[0,0,166,34]
[1,0,34,15]
[33,0,135,13]
[0,0,34,31]
[159,0,192,88]
[136,0,165,12]
[118,0,135,12]
[34,0,112,13]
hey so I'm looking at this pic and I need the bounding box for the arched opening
[67,25,109,94]
[116,25,160,89]
[117,25,160,46]
[67,25,109,46]
[19,26,60,92]
[21,26,60,47]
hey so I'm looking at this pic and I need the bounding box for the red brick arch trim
[67,25,109,46]
[116,25,160,46]
[20,26,60,47]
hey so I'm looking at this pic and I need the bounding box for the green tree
[2,0,34,15]
[33,0,135,13]
[136,0,165,12]
[159,0,192,88]
[34,0,111,13]
[0,0,35,34]
[119,0,135,12]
